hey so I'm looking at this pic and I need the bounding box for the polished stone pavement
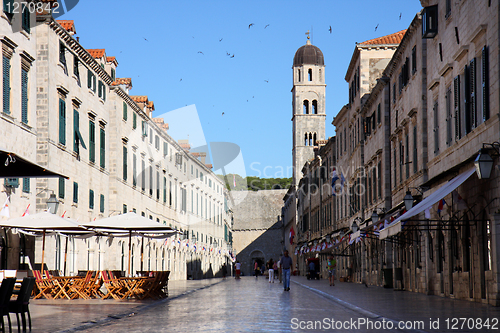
[22,276,500,332]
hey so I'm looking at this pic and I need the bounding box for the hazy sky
[61,0,423,177]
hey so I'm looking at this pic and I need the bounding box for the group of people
[231,251,336,291]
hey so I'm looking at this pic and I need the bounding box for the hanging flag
[0,198,10,218]
[340,173,346,193]
[331,168,339,196]
[233,174,236,188]
[424,208,431,219]
[289,227,295,244]
[61,211,66,218]
[437,198,446,214]
[22,204,30,217]
[452,190,467,210]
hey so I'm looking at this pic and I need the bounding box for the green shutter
[123,146,127,181]
[3,55,10,114]
[59,99,66,145]
[22,4,30,33]
[133,112,137,129]
[92,75,96,93]
[87,69,92,89]
[89,120,95,162]
[100,127,105,168]
[100,194,104,213]
[58,177,65,199]
[3,0,14,13]
[22,178,30,193]
[73,182,78,203]
[21,68,28,124]
[89,189,94,209]
[123,102,127,121]
[73,109,79,153]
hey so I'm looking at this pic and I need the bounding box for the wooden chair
[68,271,92,300]
[101,271,125,300]
[0,278,16,333]
[8,277,35,333]
[32,271,55,299]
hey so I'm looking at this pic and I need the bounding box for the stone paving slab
[24,278,222,333]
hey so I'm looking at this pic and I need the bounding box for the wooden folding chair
[32,271,55,299]
[101,271,125,300]
[68,271,92,300]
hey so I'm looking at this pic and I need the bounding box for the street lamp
[351,220,358,233]
[404,190,414,211]
[46,193,59,214]
[371,210,379,224]
[474,148,494,179]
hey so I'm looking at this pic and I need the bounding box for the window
[422,5,438,38]
[405,134,409,179]
[22,178,29,193]
[89,120,95,163]
[141,160,145,192]
[58,177,65,199]
[308,68,312,81]
[445,0,451,18]
[59,42,66,66]
[87,70,96,92]
[100,194,104,213]
[411,46,417,75]
[377,161,382,199]
[59,99,66,145]
[163,142,168,157]
[445,87,452,146]
[393,144,397,187]
[413,126,418,174]
[98,81,106,100]
[21,68,28,124]
[156,171,160,200]
[133,154,137,186]
[3,55,10,114]
[155,135,159,150]
[99,127,105,168]
[73,56,79,80]
[312,100,318,114]
[392,83,396,103]
[73,182,78,203]
[89,189,94,209]
[3,0,14,19]
[141,120,147,136]
[111,68,115,81]
[149,165,153,196]
[123,204,127,214]
[123,102,127,121]
[123,146,128,181]
[133,112,137,129]
[433,101,439,155]
[297,69,301,82]
[303,100,309,114]
[377,103,381,124]
[453,76,462,140]
[163,176,167,203]
[468,58,477,132]
[480,46,490,122]
[73,109,86,155]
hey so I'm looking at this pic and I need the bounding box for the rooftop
[359,30,407,46]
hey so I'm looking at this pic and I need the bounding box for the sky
[59,0,423,178]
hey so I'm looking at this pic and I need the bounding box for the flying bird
[226,52,230,56]
[144,38,148,42]
[248,23,254,29]
[399,12,402,20]
[198,51,204,55]
[222,112,224,116]
[264,24,270,29]
[180,79,182,81]
[329,26,332,34]
[375,24,379,31]
[264,80,269,83]
[219,38,223,42]
[230,54,234,58]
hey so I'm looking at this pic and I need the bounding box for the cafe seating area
[30,270,170,301]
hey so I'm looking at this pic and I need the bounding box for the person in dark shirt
[280,250,293,291]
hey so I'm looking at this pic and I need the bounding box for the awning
[379,168,476,239]
[0,148,69,179]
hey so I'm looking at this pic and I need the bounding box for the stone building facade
[290,0,500,305]
[232,190,286,276]
[0,12,234,280]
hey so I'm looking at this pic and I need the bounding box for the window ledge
[20,30,30,40]
[57,63,68,75]
[0,112,15,124]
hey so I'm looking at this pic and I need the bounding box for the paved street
[26,276,500,333]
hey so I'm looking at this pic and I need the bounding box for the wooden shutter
[433,102,439,154]
[89,189,94,209]
[123,146,127,181]
[481,46,489,121]
[87,70,92,89]
[58,177,65,199]
[100,194,104,213]
[89,120,95,162]
[3,56,10,114]
[73,109,79,153]
[59,99,66,145]
[100,127,105,168]
[21,68,28,124]
[123,102,127,120]
[469,58,477,129]
[453,76,461,140]
[73,182,78,203]
[22,4,30,33]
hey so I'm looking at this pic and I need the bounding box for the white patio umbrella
[0,212,91,274]
[81,212,176,276]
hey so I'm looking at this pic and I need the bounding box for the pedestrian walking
[222,263,228,280]
[280,250,293,291]
[235,261,241,279]
[273,260,278,281]
[267,258,274,283]
[327,256,336,286]
[254,260,259,278]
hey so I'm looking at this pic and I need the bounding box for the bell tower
[292,35,326,185]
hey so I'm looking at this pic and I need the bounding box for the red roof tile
[87,49,106,59]
[180,143,191,150]
[148,101,155,111]
[130,96,148,103]
[112,78,132,86]
[107,56,115,62]
[205,164,213,169]
[359,30,407,45]
[57,20,75,33]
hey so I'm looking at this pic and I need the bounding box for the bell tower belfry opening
[291,34,326,185]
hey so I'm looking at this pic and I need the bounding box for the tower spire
[305,30,311,45]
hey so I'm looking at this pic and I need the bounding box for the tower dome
[293,40,324,66]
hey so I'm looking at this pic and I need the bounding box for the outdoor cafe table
[119,277,151,299]
[51,276,82,299]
